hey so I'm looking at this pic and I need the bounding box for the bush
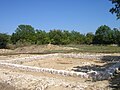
[0,33,10,49]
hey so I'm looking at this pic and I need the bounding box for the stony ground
[0,66,110,90]
[0,45,119,90]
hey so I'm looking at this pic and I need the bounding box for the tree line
[0,0,120,49]
[0,24,120,49]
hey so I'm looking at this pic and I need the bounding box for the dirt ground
[22,56,106,71]
[0,45,119,90]
[0,83,16,90]
[0,66,110,90]
[0,54,111,90]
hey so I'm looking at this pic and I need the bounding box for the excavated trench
[0,53,120,80]
[0,46,119,90]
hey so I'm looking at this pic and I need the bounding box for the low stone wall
[0,53,60,64]
[0,53,120,80]
[1,53,120,64]
[61,53,102,60]
[0,62,118,80]
[0,62,90,78]
[61,53,120,61]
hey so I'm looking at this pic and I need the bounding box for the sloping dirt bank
[0,44,78,55]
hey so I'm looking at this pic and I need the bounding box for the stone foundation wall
[0,62,117,80]
[0,62,89,78]
[1,53,120,64]
[0,53,120,80]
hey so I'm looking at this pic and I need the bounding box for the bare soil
[22,56,106,71]
[0,45,119,90]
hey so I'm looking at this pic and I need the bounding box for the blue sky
[0,0,119,34]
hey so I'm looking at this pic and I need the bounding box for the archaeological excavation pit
[0,53,119,80]
[21,55,106,72]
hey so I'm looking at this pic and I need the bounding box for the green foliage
[70,30,85,44]
[113,28,120,46]
[11,25,36,45]
[35,30,50,45]
[110,28,119,44]
[60,30,71,45]
[85,32,94,44]
[1,24,120,47]
[109,0,120,19]
[93,25,120,46]
[0,33,10,48]
[49,30,63,45]
[94,25,112,44]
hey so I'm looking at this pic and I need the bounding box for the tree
[70,30,85,44]
[61,30,71,45]
[109,0,120,19]
[11,25,36,45]
[49,30,63,45]
[94,25,112,44]
[112,28,120,45]
[35,30,49,44]
[0,33,10,48]
[85,32,94,45]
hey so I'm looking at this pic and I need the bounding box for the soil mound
[14,44,77,54]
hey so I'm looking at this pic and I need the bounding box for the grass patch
[64,45,120,53]
[0,45,120,55]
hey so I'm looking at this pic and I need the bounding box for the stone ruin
[0,53,120,80]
